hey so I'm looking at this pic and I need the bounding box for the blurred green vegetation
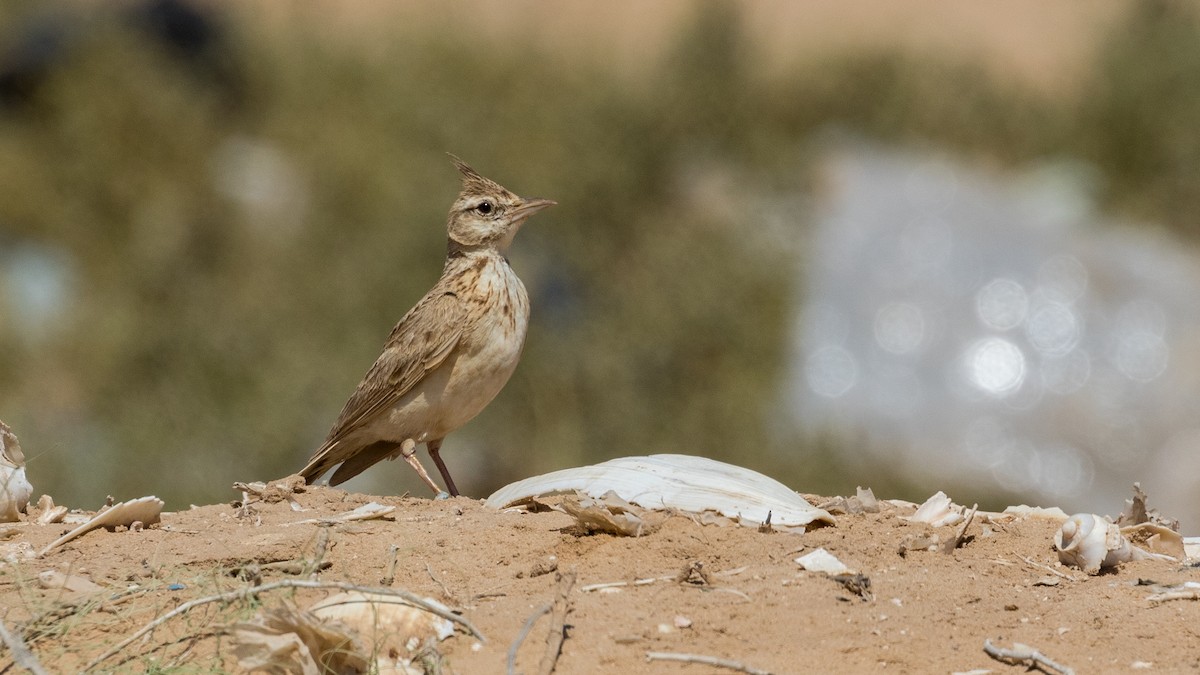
[0,2,1198,507]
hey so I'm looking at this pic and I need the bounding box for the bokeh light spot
[1024,299,1081,356]
[805,345,859,398]
[963,337,1026,396]
[975,278,1028,331]
[873,302,926,355]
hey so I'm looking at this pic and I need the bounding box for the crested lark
[299,157,554,497]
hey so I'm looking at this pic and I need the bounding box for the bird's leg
[427,439,460,497]
[399,438,447,498]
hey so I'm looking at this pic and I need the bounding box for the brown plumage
[299,157,554,496]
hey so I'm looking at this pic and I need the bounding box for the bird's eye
[476,201,493,215]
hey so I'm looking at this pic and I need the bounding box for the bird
[299,156,555,498]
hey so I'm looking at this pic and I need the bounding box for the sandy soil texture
[1,482,1197,674]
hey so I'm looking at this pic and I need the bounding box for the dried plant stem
[426,563,456,602]
[1018,554,1078,581]
[579,576,669,592]
[537,570,576,675]
[646,651,772,675]
[0,619,50,675]
[944,503,978,552]
[507,604,551,675]
[302,526,331,578]
[983,638,1075,675]
[1147,589,1200,603]
[380,544,401,586]
[82,579,485,672]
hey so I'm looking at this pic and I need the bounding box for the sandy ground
[1,480,1198,674]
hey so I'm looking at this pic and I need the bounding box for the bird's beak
[511,198,557,221]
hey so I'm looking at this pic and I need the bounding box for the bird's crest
[447,153,506,197]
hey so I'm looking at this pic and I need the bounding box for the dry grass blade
[0,619,50,675]
[81,579,485,672]
[507,603,551,675]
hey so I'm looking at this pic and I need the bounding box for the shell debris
[0,421,32,523]
[485,454,834,531]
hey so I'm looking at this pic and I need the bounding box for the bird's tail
[298,441,339,484]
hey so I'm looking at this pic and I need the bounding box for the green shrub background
[1,3,1198,507]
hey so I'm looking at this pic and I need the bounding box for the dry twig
[579,577,666,592]
[230,558,332,580]
[1018,554,1078,581]
[537,570,576,675]
[302,526,331,578]
[579,568,749,601]
[507,604,551,675]
[82,579,485,672]
[426,563,457,603]
[646,651,772,675]
[1147,589,1200,603]
[983,638,1075,675]
[942,503,978,553]
[0,619,50,675]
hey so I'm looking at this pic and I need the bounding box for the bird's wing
[323,290,466,449]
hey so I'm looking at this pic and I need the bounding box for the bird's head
[445,155,555,253]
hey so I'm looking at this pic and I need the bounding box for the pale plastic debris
[1054,513,1171,575]
[38,496,164,557]
[795,547,853,575]
[905,491,964,527]
[485,454,834,531]
[0,421,32,523]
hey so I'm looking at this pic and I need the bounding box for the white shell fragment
[38,570,103,595]
[485,454,835,531]
[1000,504,1070,521]
[310,591,455,645]
[38,496,164,557]
[796,548,854,575]
[35,495,68,525]
[232,592,454,675]
[232,605,368,675]
[0,421,32,523]
[558,491,658,536]
[905,491,964,527]
[1121,522,1185,560]
[1053,513,1168,575]
[1185,537,1200,563]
